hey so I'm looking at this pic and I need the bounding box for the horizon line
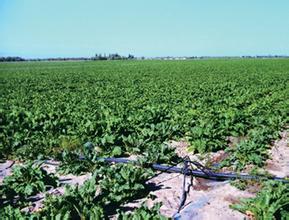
[1,54,289,60]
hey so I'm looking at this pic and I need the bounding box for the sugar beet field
[1,59,289,219]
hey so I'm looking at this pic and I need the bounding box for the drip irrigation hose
[41,155,289,183]
[97,157,289,183]
[173,157,192,219]
[44,156,288,182]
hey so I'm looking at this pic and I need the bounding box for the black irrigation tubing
[173,157,194,219]
[41,156,289,183]
[97,157,289,183]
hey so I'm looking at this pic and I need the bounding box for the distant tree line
[0,53,135,62]
[92,53,135,60]
[0,56,26,62]
[1,54,289,62]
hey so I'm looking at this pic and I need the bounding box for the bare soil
[0,130,288,219]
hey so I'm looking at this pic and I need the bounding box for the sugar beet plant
[231,181,289,219]
[0,161,58,206]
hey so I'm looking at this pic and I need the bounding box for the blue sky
[1,0,289,58]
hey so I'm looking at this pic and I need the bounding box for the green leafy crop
[1,59,288,218]
[41,177,104,220]
[0,161,58,203]
[95,163,154,204]
[231,181,289,219]
[118,203,168,220]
